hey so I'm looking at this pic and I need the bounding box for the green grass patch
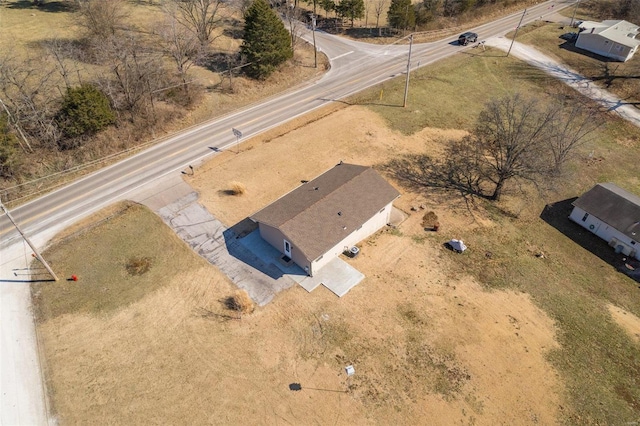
[31,202,199,320]
[352,46,558,134]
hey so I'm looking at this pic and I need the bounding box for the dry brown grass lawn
[30,13,640,425]
[36,105,564,424]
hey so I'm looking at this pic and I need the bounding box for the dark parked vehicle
[458,32,478,46]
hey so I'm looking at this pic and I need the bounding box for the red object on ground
[71,275,78,281]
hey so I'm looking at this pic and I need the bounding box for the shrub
[421,211,439,230]
[225,290,255,316]
[56,84,115,141]
[125,257,152,276]
[229,181,246,195]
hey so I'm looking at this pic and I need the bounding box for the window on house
[582,213,589,222]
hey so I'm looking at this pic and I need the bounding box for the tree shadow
[222,20,244,40]
[6,0,78,12]
[202,52,240,74]
[540,198,640,283]
[590,62,640,90]
[379,153,492,219]
[343,27,395,39]
[380,153,485,200]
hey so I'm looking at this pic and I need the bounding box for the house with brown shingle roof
[250,163,400,276]
[569,183,640,260]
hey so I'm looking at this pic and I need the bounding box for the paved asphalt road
[0,1,572,424]
[0,0,573,250]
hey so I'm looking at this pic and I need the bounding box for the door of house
[284,240,292,258]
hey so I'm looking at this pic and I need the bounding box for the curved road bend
[0,1,571,424]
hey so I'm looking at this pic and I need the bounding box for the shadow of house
[540,197,640,283]
[222,227,286,280]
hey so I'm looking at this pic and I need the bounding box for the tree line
[0,0,292,182]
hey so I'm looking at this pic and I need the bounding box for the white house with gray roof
[576,20,640,62]
[250,163,400,276]
[569,183,640,260]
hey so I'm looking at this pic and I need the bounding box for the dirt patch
[187,105,467,227]
[608,304,640,344]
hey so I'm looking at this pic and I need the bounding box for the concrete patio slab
[299,257,365,297]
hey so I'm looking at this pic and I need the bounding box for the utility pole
[311,13,318,68]
[570,0,581,28]
[507,8,527,58]
[0,201,59,281]
[403,34,413,108]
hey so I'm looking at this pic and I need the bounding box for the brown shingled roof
[250,163,400,261]
[572,183,640,240]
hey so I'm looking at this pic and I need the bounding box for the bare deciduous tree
[158,4,201,98]
[77,0,129,40]
[452,93,599,201]
[383,93,599,203]
[281,2,304,53]
[172,0,226,52]
[98,34,167,121]
[547,103,600,171]
[0,54,61,147]
[43,38,85,91]
[373,0,387,36]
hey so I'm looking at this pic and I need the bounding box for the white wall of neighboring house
[569,206,640,260]
[310,201,394,275]
[576,32,635,61]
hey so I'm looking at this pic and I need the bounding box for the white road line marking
[331,51,353,61]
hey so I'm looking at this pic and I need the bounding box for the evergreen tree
[387,0,415,31]
[57,84,115,141]
[241,0,293,80]
[336,0,364,27]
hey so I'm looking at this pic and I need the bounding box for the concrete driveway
[154,191,366,304]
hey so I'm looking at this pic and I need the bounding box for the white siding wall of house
[576,33,635,61]
[258,224,311,272]
[569,206,640,260]
[310,201,394,275]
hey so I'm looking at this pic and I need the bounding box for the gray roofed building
[576,20,640,62]
[569,183,640,260]
[250,163,400,276]
[572,183,640,239]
